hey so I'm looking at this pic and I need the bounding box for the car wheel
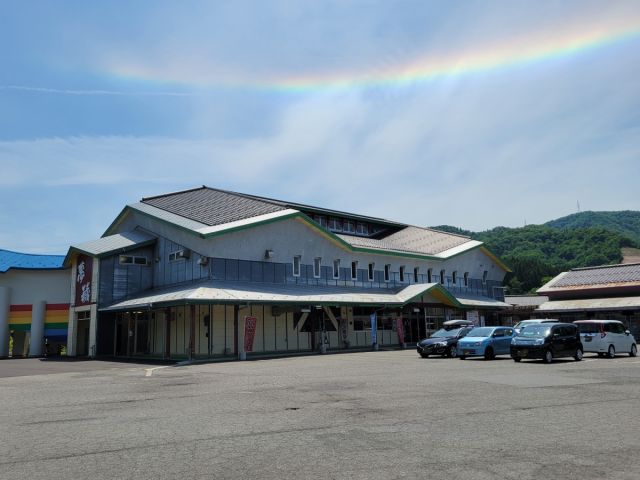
[630,344,637,357]
[607,345,615,359]
[484,347,494,360]
[459,355,466,360]
[543,349,553,364]
[449,346,458,358]
[574,348,583,361]
[420,353,429,358]
[513,357,521,362]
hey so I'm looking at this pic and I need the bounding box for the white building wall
[114,210,507,286]
[0,270,70,304]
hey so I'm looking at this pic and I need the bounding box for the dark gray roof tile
[142,188,287,227]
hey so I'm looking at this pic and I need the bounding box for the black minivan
[510,323,583,363]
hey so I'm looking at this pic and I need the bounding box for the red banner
[244,316,257,352]
[396,316,405,345]
[75,254,93,306]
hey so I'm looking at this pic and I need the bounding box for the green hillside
[545,211,640,244]
[432,211,640,294]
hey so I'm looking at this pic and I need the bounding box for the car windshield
[430,328,459,338]
[466,327,494,337]
[517,325,551,338]
[514,321,536,329]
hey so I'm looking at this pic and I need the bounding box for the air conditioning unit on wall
[197,256,209,266]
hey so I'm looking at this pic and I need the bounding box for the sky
[1,0,639,253]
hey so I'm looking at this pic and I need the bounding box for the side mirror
[625,330,631,336]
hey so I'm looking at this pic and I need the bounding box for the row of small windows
[119,255,149,266]
[311,215,383,237]
[293,256,488,284]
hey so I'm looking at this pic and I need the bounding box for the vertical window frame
[333,259,341,279]
[293,255,301,277]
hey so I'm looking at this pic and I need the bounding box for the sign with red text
[396,317,405,345]
[244,316,258,352]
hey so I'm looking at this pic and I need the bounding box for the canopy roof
[537,296,640,313]
[100,281,464,311]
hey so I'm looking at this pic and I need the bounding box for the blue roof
[0,249,66,273]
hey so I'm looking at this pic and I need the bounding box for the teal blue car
[457,326,515,360]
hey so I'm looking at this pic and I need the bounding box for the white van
[574,320,637,358]
[513,319,559,334]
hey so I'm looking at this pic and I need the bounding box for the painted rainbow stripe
[108,19,640,92]
[8,303,69,335]
[8,305,32,332]
[45,304,70,338]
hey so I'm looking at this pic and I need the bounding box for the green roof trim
[103,202,509,268]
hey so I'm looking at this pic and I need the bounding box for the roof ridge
[141,185,209,202]
[570,262,640,272]
[0,248,64,258]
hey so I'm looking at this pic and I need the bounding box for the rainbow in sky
[109,17,640,94]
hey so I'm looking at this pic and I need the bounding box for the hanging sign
[244,316,258,352]
[396,316,405,345]
[370,312,378,345]
[75,254,93,306]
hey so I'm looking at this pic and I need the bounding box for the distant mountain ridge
[545,210,640,244]
[432,210,640,294]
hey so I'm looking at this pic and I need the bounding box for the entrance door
[76,319,90,356]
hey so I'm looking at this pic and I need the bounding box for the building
[536,263,640,336]
[64,186,511,360]
[499,294,549,325]
[0,249,70,357]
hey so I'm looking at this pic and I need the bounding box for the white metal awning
[537,296,640,313]
[100,280,464,311]
[455,294,511,309]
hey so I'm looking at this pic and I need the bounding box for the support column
[0,286,10,357]
[67,310,77,356]
[29,300,46,357]
[236,305,246,361]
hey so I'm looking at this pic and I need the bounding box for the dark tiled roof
[0,249,65,273]
[142,187,287,227]
[550,263,640,288]
[337,226,471,256]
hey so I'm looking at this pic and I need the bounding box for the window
[384,264,391,282]
[119,255,148,266]
[329,217,342,232]
[427,268,432,283]
[351,261,358,280]
[414,267,419,283]
[168,249,189,262]
[356,223,369,235]
[399,266,405,282]
[313,257,321,278]
[464,272,469,287]
[452,271,457,284]
[344,220,355,233]
[333,259,340,279]
[440,269,445,285]
[368,263,375,281]
[482,270,488,284]
[293,256,301,277]
[312,215,327,228]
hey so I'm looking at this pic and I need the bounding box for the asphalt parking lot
[1,350,639,480]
